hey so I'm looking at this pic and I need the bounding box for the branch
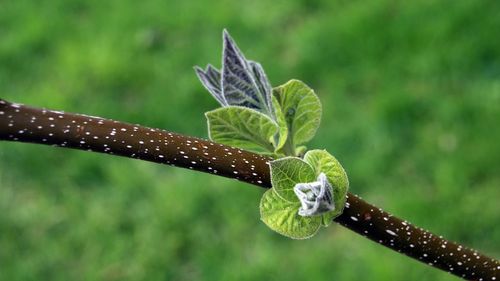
[1,99,498,280]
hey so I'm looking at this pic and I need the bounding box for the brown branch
[0,99,498,280]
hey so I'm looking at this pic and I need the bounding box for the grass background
[1,0,499,280]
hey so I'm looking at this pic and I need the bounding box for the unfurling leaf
[273,80,321,147]
[197,30,350,239]
[303,149,349,224]
[263,156,344,238]
[196,30,275,120]
[294,173,335,217]
[194,64,225,106]
[212,30,273,116]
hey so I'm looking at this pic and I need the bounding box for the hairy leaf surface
[221,31,272,116]
[270,157,316,202]
[206,106,277,152]
[260,189,321,239]
[304,149,349,224]
[194,65,225,105]
[271,95,288,152]
[273,80,321,146]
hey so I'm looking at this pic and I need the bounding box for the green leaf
[273,79,322,147]
[270,157,316,202]
[295,145,307,157]
[206,106,278,153]
[303,149,349,224]
[271,95,288,152]
[260,189,321,239]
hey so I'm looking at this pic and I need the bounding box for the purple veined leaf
[221,30,273,116]
[194,30,275,119]
[248,60,273,118]
[194,64,227,106]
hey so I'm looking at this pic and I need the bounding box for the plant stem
[282,134,296,156]
[0,99,498,280]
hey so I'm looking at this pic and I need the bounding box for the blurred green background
[1,0,499,280]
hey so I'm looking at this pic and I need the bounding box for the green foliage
[271,95,288,152]
[205,79,321,157]
[269,157,316,202]
[304,150,349,221]
[260,189,321,239]
[273,80,322,151]
[202,64,338,237]
[206,106,277,153]
[1,0,499,280]
[262,155,348,238]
